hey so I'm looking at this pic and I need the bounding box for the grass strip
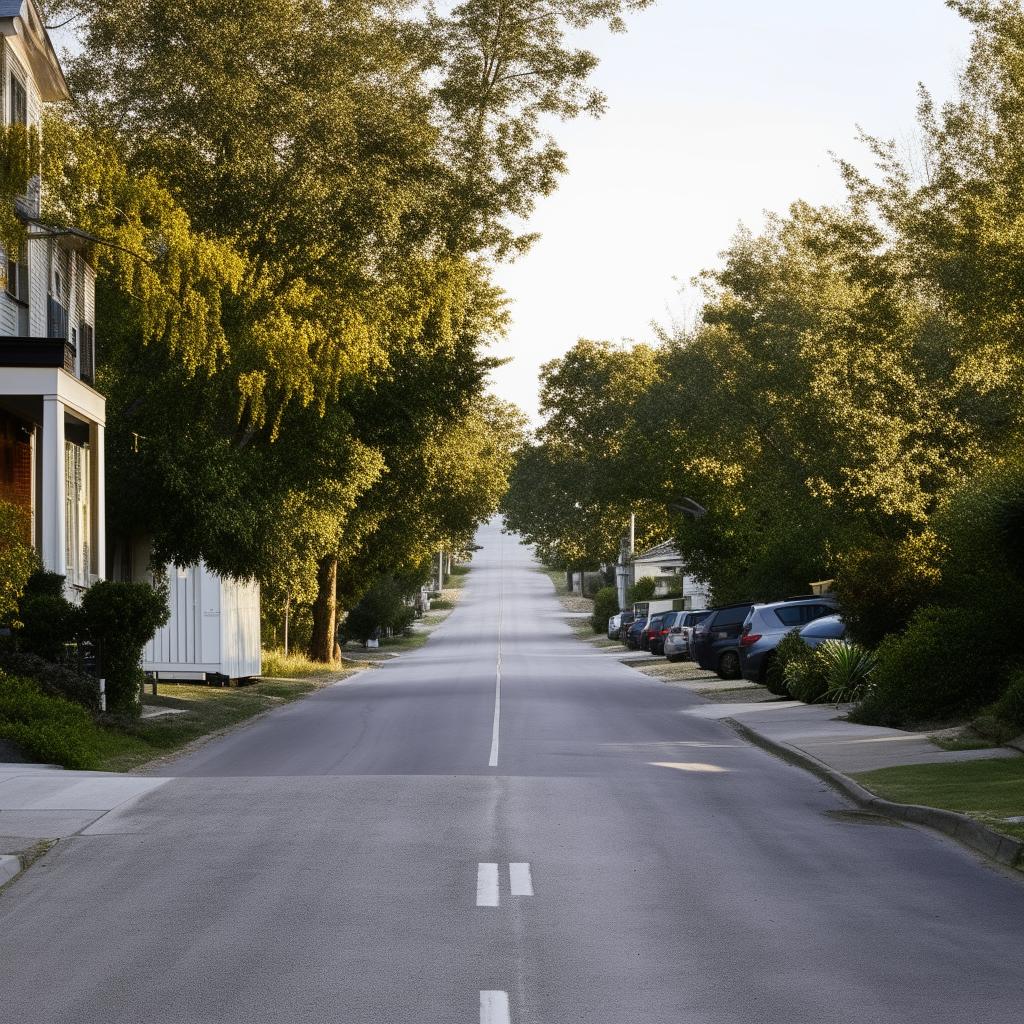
[854,758,1024,842]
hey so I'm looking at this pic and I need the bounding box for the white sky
[487,0,972,423]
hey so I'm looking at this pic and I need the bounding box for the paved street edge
[725,717,1024,872]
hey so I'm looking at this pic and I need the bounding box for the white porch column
[41,395,66,576]
[90,420,105,580]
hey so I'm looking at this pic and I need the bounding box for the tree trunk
[309,554,338,663]
[283,592,290,656]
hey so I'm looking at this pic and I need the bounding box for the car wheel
[717,650,741,680]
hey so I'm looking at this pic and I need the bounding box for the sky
[487,0,974,423]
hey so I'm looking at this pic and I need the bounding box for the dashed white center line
[480,990,511,1024]
[509,862,533,897]
[476,862,500,907]
[488,550,504,768]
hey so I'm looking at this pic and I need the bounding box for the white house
[630,540,711,609]
[0,0,104,599]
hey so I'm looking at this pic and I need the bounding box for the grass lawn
[93,672,361,773]
[260,648,352,679]
[855,758,1024,843]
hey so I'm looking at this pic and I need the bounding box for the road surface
[1,520,1023,1023]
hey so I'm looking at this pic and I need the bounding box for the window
[774,606,806,627]
[9,74,26,126]
[5,250,28,302]
[715,605,750,628]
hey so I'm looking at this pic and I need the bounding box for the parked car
[625,615,649,650]
[738,597,841,682]
[617,611,636,642]
[663,609,712,662]
[799,613,847,649]
[640,613,665,652]
[607,613,622,640]
[647,613,674,656]
[692,603,754,679]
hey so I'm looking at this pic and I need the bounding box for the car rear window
[774,603,835,627]
[713,605,750,628]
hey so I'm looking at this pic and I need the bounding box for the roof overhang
[0,1,71,102]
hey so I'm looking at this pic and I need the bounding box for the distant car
[799,613,847,649]
[663,609,712,662]
[692,603,754,679]
[640,613,665,652]
[625,616,648,650]
[647,613,674,656]
[738,597,841,683]
[607,613,622,640]
[617,611,636,642]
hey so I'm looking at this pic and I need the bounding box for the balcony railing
[0,336,76,372]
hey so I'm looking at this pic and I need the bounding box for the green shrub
[628,577,657,604]
[834,534,943,648]
[765,629,806,696]
[591,586,620,633]
[81,580,169,716]
[784,650,829,703]
[992,669,1024,731]
[0,651,100,711]
[0,672,99,769]
[344,576,416,644]
[18,592,82,661]
[817,640,877,704]
[853,605,1004,727]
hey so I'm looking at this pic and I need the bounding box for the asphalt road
[1,519,1023,1023]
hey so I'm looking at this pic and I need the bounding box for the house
[629,540,711,609]
[0,0,104,599]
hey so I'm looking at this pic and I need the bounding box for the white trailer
[143,561,261,683]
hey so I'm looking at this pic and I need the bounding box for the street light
[670,497,708,520]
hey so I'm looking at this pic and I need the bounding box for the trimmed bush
[18,592,82,661]
[628,577,657,603]
[81,580,169,716]
[0,672,99,769]
[0,651,100,711]
[853,606,1005,727]
[765,629,806,696]
[784,649,829,704]
[591,586,619,633]
[992,670,1024,731]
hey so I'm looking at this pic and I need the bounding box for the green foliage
[629,577,657,604]
[854,606,1005,727]
[765,629,808,696]
[0,652,100,712]
[783,646,829,705]
[0,672,99,770]
[591,586,620,633]
[0,122,40,256]
[81,581,169,716]
[992,669,1024,731]
[817,640,878,705]
[17,590,81,662]
[835,534,943,648]
[344,577,416,645]
[0,501,37,627]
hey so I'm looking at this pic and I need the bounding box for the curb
[724,717,1024,872]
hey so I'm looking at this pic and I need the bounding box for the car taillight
[660,628,670,635]
[739,633,762,647]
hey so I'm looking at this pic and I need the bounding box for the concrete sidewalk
[682,699,1020,772]
[0,763,169,857]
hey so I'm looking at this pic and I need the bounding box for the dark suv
[692,603,754,679]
